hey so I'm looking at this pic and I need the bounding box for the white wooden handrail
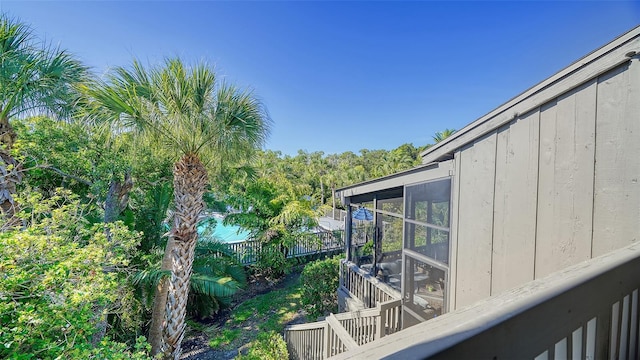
[285,299,403,359]
[327,314,358,351]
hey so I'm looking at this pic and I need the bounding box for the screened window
[405,224,450,264]
[405,179,450,227]
[403,256,446,323]
[349,203,374,265]
[404,178,451,265]
[377,213,403,263]
[377,196,403,216]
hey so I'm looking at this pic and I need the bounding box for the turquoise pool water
[198,216,250,243]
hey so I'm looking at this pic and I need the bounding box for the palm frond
[131,268,171,288]
[190,274,242,298]
[0,15,89,122]
[131,268,171,307]
[195,239,236,258]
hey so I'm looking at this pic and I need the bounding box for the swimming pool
[198,215,250,243]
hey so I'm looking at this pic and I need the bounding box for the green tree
[12,117,146,222]
[87,58,270,359]
[0,189,149,358]
[225,177,317,278]
[133,239,246,320]
[0,15,87,220]
[432,128,456,143]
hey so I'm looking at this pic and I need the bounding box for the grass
[207,274,306,350]
[209,329,241,348]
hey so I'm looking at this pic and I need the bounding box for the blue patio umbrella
[352,207,373,221]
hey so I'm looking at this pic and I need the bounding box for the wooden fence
[284,299,402,360]
[224,230,344,265]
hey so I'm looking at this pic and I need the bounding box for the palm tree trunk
[161,154,208,360]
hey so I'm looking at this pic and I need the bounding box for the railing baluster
[611,301,621,360]
[535,350,549,360]
[571,327,582,360]
[630,289,638,360]
[621,295,630,360]
[554,337,567,360]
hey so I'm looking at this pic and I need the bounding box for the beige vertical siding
[535,80,597,278]
[593,62,640,256]
[490,109,540,294]
[452,60,639,309]
[454,132,497,308]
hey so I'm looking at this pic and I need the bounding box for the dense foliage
[0,190,150,358]
[0,14,88,220]
[300,256,341,319]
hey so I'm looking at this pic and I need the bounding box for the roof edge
[335,162,440,194]
[420,24,640,162]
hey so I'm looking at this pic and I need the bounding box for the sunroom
[337,159,454,328]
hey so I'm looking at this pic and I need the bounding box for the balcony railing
[339,260,400,309]
[331,242,640,359]
[284,299,402,360]
[223,230,344,265]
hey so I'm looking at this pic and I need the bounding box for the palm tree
[133,239,247,319]
[87,58,270,359]
[432,128,456,143]
[0,15,87,219]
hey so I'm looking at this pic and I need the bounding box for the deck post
[376,306,384,339]
[323,322,329,359]
[345,201,352,261]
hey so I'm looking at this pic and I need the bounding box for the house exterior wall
[451,58,640,309]
[336,27,640,316]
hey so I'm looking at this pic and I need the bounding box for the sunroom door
[402,177,452,327]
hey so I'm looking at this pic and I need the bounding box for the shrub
[235,331,288,360]
[253,244,292,279]
[0,190,149,358]
[300,256,341,319]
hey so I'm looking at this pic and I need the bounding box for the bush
[300,256,341,319]
[253,244,292,279]
[0,190,149,358]
[235,331,288,360]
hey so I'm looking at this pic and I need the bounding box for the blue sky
[3,1,639,156]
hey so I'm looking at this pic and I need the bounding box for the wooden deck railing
[284,299,402,360]
[282,321,326,360]
[223,230,344,265]
[331,242,640,359]
[339,260,400,308]
[333,299,402,345]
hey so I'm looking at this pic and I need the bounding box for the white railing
[284,299,402,360]
[224,230,344,265]
[283,321,326,360]
[331,242,640,359]
[334,299,402,345]
[339,260,400,309]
